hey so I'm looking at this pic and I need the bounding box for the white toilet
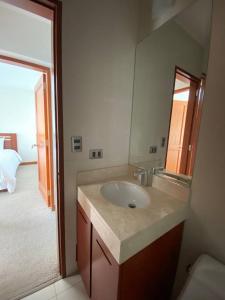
[178,254,225,300]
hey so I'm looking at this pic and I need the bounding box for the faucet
[133,168,148,186]
[152,166,164,175]
[133,166,164,186]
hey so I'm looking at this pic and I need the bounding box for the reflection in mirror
[129,0,212,180]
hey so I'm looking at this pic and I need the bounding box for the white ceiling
[0,62,42,90]
[175,0,212,48]
[0,1,52,66]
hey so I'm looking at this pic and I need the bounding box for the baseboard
[20,161,37,166]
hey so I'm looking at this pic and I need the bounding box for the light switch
[71,136,82,152]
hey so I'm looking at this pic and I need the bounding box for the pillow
[0,137,4,151]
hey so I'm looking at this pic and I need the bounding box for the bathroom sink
[100,181,150,208]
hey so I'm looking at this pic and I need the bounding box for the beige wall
[151,0,196,32]
[138,0,152,42]
[173,0,225,296]
[62,0,139,274]
[138,0,195,41]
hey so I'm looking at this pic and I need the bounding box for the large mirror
[129,0,212,179]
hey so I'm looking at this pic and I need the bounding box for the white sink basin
[100,181,150,208]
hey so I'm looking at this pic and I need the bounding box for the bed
[0,133,22,193]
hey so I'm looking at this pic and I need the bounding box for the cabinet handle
[96,239,112,266]
[78,208,88,224]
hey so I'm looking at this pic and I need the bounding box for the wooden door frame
[185,75,206,175]
[179,79,198,173]
[165,66,201,176]
[0,0,66,277]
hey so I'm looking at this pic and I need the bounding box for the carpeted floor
[0,165,59,300]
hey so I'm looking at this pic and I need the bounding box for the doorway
[0,0,65,299]
[0,56,55,209]
[166,67,204,176]
[0,57,59,299]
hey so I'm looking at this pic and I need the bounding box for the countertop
[77,176,189,264]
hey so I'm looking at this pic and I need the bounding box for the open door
[35,73,54,210]
[166,68,201,176]
[185,75,206,175]
[165,100,188,173]
[179,80,199,174]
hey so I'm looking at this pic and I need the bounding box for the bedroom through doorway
[0,57,59,300]
[0,1,61,298]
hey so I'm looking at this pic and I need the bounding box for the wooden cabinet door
[119,223,183,300]
[91,227,119,300]
[77,203,91,297]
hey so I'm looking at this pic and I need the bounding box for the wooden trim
[31,0,57,10]
[53,0,66,277]
[0,55,50,73]
[176,66,200,83]
[186,75,205,175]
[1,0,66,277]
[165,68,177,168]
[179,80,198,174]
[20,161,37,165]
[2,0,53,20]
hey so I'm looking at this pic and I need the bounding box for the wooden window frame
[1,0,66,276]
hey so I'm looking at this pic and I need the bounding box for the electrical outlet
[149,146,157,154]
[89,149,103,159]
[71,136,82,152]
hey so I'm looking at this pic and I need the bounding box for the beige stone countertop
[77,177,189,265]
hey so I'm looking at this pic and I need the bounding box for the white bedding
[0,149,22,193]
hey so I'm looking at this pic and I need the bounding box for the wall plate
[71,136,82,152]
[89,149,103,159]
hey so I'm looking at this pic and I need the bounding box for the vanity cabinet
[77,203,91,296]
[77,202,183,300]
[92,227,119,300]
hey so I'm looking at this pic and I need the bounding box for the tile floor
[22,275,89,300]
